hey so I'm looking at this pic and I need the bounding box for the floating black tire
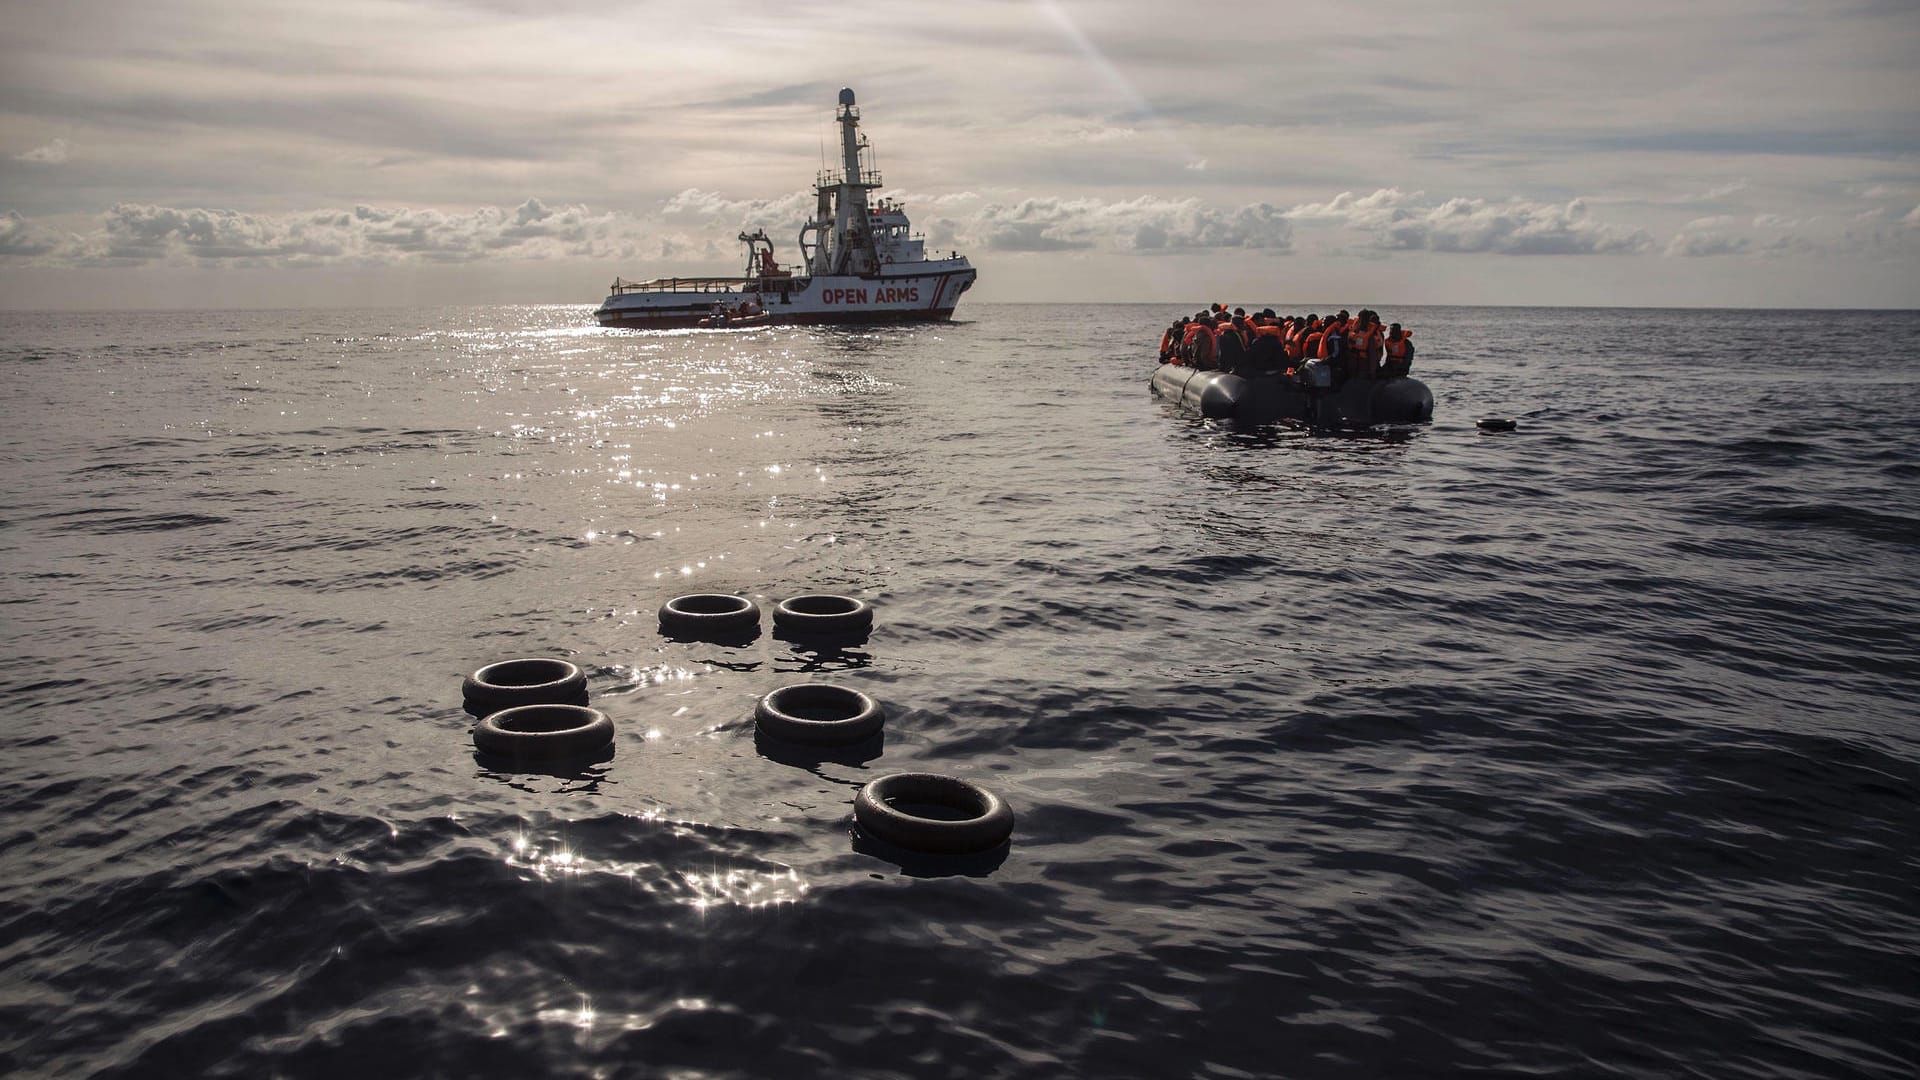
[755,683,885,744]
[1476,417,1518,432]
[472,704,614,760]
[659,593,759,636]
[854,773,1014,854]
[773,594,873,636]
[462,657,588,712]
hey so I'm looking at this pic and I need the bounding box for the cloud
[1904,206,1920,228]
[12,138,69,164]
[1,198,658,268]
[0,211,64,256]
[14,182,1900,276]
[1667,231,1751,257]
[1290,188,1655,255]
[1679,178,1750,202]
[661,188,815,224]
[1062,125,1138,144]
[970,195,1293,254]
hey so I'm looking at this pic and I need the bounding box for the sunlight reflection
[498,818,808,910]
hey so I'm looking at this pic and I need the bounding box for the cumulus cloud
[1289,188,1654,255]
[662,188,815,226]
[1,198,661,268]
[969,195,1293,254]
[0,186,1694,270]
[1903,205,1920,227]
[12,138,70,164]
[0,211,64,256]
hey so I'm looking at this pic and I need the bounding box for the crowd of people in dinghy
[1159,306,1414,383]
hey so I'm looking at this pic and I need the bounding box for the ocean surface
[1,302,1916,1079]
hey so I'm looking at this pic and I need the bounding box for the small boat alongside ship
[595,88,977,330]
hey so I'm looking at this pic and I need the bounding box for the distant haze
[2,0,1916,310]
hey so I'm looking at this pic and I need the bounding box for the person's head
[1389,322,1401,334]
[1234,307,1245,317]
[1337,309,1350,321]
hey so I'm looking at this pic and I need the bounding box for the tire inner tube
[755,683,885,744]
[659,593,760,636]
[773,594,873,635]
[1476,417,1518,432]
[462,657,588,712]
[854,773,1014,854]
[472,704,615,760]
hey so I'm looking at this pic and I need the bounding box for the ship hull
[595,267,975,330]
[600,306,962,331]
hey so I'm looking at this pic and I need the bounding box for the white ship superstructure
[595,88,976,329]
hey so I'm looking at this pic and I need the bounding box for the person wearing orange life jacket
[1160,317,1188,363]
[1347,310,1384,379]
[1248,311,1285,373]
[1182,315,1218,370]
[1173,312,1203,365]
[1288,314,1316,363]
[1382,323,1415,377]
[1316,314,1346,361]
[1214,316,1250,372]
[1282,316,1306,371]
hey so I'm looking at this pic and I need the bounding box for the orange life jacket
[1183,324,1216,365]
[1303,331,1325,359]
[1316,320,1347,360]
[1385,331,1412,364]
[1353,323,1384,363]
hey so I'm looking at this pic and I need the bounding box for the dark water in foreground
[1,303,1916,1079]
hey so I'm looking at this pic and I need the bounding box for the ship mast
[803,87,884,277]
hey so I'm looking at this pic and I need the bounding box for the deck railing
[608,276,750,295]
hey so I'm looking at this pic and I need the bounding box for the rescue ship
[595,88,977,330]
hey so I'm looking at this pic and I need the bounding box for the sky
[1,0,1916,310]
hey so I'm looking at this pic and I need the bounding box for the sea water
[1,304,1915,1078]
